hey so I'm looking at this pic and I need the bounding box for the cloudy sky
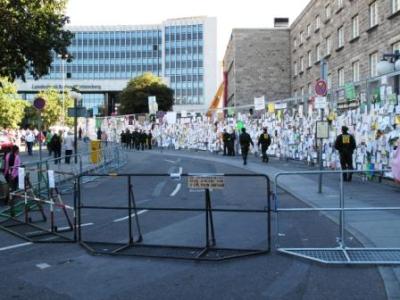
[66,0,310,60]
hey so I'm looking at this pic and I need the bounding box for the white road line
[36,263,51,270]
[113,210,148,223]
[58,222,94,231]
[164,159,176,164]
[179,167,183,174]
[0,242,33,252]
[170,183,182,197]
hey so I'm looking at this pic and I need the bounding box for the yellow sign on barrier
[188,176,224,190]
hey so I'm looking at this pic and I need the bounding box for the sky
[66,0,310,61]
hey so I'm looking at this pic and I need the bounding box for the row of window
[165,60,203,68]
[164,32,203,41]
[294,42,400,96]
[51,64,162,73]
[293,0,400,49]
[165,47,203,55]
[165,25,203,34]
[72,37,161,47]
[62,50,162,60]
[170,75,204,83]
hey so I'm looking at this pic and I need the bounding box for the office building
[17,17,217,114]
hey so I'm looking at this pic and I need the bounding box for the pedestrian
[222,129,229,156]
[4,146,21,191]
[228,130,235,156]
[147,131,153,150]
[50,133,62,164]
[101,131,108,146]
[25,129,35,156]
[335,126,356,182]
[258,127,271,163]
[120,131,126,147]
[133,129,140,150]
[63,132,74,164]
[140,130,147,150]
[46,131,53,156]
[391,140,400,184]
[239,128,254,165]
[78,127,83,140]
[97,128,102,140]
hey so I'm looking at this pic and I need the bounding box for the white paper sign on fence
[254,96,266,111]
[18,168,25,190]
[166,112,177,124]
[315,96,327,109]
[48,170,55,188]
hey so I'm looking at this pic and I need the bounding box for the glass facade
[165,24,204,105]
[25,21,208,107]
[39,29,162,81]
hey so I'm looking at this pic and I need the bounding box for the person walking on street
[97,128,102,140]
[335,126,356,182]
[222,129,229,156]
[4,146,21,191]
[147,131,153,150]
[25,130,35,156]
[78,127,83,140]
[46,131,53,156]
[63,132,74,164]
[50,133,62,164]
[258,128,271,163]
[239,128,254,165]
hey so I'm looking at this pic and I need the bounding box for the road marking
[179,167,183,174]
[36,263,51,270]
[58,223,94,231]
[113,210,148,223]
[165,159,176,164]
[0,242,33,252]
[152,181,167,197]
[170,183,182,197]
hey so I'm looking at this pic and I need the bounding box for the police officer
[133,129,140,150]
[258,128,271,163]
[335,126,356,182]
[239,128,254,165]
[228,130,236,156]
[222,129,229,156]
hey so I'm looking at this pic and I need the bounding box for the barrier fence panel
[77,173,271,261]
[274,169,400,264]
[0,174,77,243]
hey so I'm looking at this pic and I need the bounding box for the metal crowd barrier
[76,173,271,261]
[0,175,77,243]
[273,168,400,264]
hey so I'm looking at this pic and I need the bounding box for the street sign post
[315,80,328,96]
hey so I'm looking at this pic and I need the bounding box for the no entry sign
[33,97,46,110]
[315,80,328,96]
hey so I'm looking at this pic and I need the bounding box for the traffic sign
[314,96,327,109]
[33,97,46,110]
[315,80,328,96]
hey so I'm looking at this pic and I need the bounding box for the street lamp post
[58,54,71,125]
[70,88,82,164]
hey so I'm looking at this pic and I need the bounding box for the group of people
[120,129,153,150]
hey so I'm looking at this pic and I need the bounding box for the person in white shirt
[63,132,74,164]
[25,130,35,156]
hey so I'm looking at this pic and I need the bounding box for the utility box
[90,140,102,164]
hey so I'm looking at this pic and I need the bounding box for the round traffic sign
[315,80,328,96]
[33,97,46,110]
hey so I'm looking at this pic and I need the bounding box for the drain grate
[279,248,400,264]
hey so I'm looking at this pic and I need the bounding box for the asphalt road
[0,151,387,299]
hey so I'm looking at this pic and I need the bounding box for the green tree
[23,88,74,129]
[119,73,174,114]
[0,77,27,129]
[0,0,74,81]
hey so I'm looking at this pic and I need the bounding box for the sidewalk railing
[273,169,400,264]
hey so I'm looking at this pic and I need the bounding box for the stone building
[223,0,400,107]
[223,27,291,108]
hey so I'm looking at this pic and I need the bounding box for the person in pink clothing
[4,146,21,191]
[392,141,400,184]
